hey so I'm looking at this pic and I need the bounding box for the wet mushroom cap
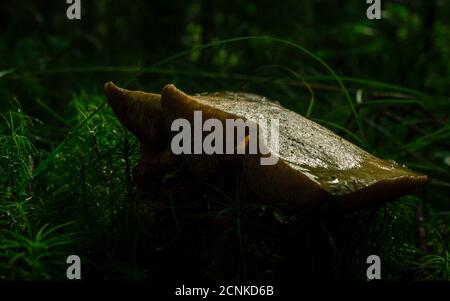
[104,82,165,148]
[105,82,428,210]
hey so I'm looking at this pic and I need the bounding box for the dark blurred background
[1,1,448,107]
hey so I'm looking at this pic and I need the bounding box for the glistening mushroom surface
[105,82,428,209]
[194,91,425,194]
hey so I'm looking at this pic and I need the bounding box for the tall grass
[0,36,448,280]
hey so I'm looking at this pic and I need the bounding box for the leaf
[273,211,287,224]
[0,69,14,79]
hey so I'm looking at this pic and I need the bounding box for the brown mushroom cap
[104,82,165,148]
[161,84,428,209]
[105,82,428,210]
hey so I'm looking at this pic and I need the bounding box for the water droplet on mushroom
[328,178,339,185]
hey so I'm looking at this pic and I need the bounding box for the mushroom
[104,82,427,211]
